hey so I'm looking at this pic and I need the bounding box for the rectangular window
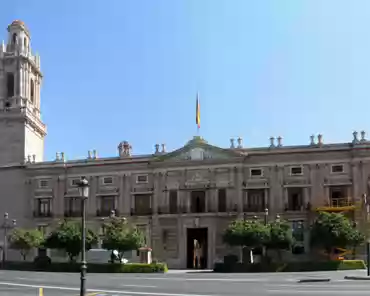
[136,175,148,183]
[6,73,14,98]
[169,190,178,214]
[134,194,152,215]
[64,197,82,217]
[250,168,263,177]
[290,166,303,176]
[218,189,227,212]
[331,164,344,173]
[39,180,49,189]
[70,179,80,186]
[98,196,115,216]
[245,189,265,212]
[287,187,304,211]
[102,176,113,185]
[34,198,52,217]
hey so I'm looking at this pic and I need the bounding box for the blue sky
[1,0,370,160]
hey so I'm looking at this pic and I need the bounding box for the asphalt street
[0,270,369,296]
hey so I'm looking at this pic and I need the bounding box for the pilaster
[235,166,243,213]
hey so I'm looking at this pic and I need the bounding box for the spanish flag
[196,93,200,129]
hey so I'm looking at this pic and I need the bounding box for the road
[0,270,369,295]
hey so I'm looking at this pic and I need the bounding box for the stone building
[0,21,369,268]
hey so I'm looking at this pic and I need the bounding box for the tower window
[6,73,14,97]
[30,79,35,103]
[12,33,17,44]
[24,37,27,50]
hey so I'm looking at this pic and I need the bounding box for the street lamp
[264,208,269,225]
[1,213,16,265]
[364,193,370,277]
[77,176,89,296]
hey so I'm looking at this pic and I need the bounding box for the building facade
[0,21,369,268]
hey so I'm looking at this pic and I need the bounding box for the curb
[344,276,370,281]
[298,279,331,283]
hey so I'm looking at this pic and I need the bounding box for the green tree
[265,220,294,261]
[102,217,145,261]
[310,212,359,259]
[349,229,365,259]
[44,219,97,262]
[8,228,44,260]
[223,219,270,262]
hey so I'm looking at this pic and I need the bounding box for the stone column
[89,176,98,216]
[209,224,216,269]
[303,187,309,207]
[235,166,243,213]
[52,176,61,217]
[22,66,26,99]
[324,186,330,205]
[244,189,248,211]
[264,188,268,208]
[205,190,209,213]
[57,176,66,218]
[351,163,359,203]
[274,166,284,212]
[123,173,131,215]
[152,172,159,215]
[360,162,367,197]
[284,187,288,209]
[18,67,23,99]
[117,174,124,214]
[186,191,191,213]
[214,188,219,212]
[177,189,183,213]
[178,217,185,266]
[210,169,217,212]
[35,76,39,107]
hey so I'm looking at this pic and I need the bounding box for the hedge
[2,262,168,273]
[214,260,366,273]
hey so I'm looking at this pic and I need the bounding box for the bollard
[39,287,43,296]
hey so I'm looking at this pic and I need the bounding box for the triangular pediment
[155,136,243,162]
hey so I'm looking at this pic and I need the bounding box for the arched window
[30,79,35,103]
[12,33,17,44]
[6,73,14,97]
[23,37,27,51]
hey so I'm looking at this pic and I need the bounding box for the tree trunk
[276,249,282,262]
[352,246,357,260]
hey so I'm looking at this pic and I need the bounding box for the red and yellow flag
[196,93,200,129]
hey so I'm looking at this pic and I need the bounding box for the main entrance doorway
[187,228,208,269]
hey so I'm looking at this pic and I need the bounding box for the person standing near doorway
[193,239,202,268]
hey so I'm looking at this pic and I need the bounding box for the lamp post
[1,213,16,265]
[364,193,370,276]
[264,208,269,225]
[77,177,89,296]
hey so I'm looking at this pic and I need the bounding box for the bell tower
[0,20,46,165]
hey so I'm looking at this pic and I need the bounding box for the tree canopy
[310,212,361,255]
[266,220,294,251]
[44,219,97,262]
[8,228,44,260]
[102,217,145,260]
[223,219,270,249]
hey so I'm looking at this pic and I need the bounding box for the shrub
[213,260,366,273]
[282,260,366,272]
[1,262,168,273]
